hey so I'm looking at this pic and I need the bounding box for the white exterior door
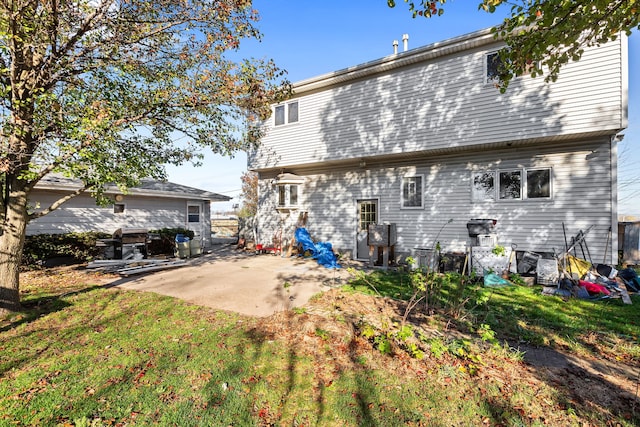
[187,202,205,244]
[356,199,378,260]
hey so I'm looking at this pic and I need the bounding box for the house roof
[291,27,497,94]
[35,174,232,202]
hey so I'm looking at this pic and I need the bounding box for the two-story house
[249,28,628,266]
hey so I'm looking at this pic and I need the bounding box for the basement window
[113,204,125,214]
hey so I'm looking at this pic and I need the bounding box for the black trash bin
[466,219,496,237]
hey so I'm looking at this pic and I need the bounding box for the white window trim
[471,170,496,202]
[484,50,502,85]
[276,183,301,210]
[498,169,524,201]
[400,175,425,210]
[525,168,553,200]
[187,205,201,224]
[472,168,553,202]
[274,101,299,126]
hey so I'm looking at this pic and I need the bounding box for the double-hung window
[188,205,201,223]
[274,101,299,126]
[472,168,552,202]
[401,175,424,209]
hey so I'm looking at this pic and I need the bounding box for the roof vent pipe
[402,34,409,51]
[392,40,398,54]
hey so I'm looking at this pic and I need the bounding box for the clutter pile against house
[460,220,638,304]
[87,228,200,276]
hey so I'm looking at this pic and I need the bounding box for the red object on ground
[579,280,611,295]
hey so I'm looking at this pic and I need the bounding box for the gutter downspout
[611,134,620,265]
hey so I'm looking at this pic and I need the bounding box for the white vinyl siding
[250,37,625,170]
[256,138,614,263]
[26,193,213,247]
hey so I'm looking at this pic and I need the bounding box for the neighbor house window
[113,204,125,214]
[274,101,299,126]
[472,168,552,201]
[401,175,424,209]
[276,184,300,208]
[188,205,200,223]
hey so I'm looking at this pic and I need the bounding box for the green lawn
[1,268,639,426]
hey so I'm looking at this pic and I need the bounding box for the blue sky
[166,1,639,216]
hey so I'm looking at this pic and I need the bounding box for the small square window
[472,171,495,201]
[527,169,551,199]
[499,171,522,200]
[113,204,125,214]
[401,176,424,209]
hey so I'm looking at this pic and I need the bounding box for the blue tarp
[295,227,341,269]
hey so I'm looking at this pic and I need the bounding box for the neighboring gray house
[249,28,628,264]
[27,175,231,248]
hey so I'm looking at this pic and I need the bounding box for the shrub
[22,232,110,268]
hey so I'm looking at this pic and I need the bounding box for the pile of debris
[86,258,187,276]
[88,228,190,276]
[536,226,637,303]
[462,220,637,303]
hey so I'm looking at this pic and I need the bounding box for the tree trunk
[0,180,29,314]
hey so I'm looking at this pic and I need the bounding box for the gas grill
[97,228,150,260]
